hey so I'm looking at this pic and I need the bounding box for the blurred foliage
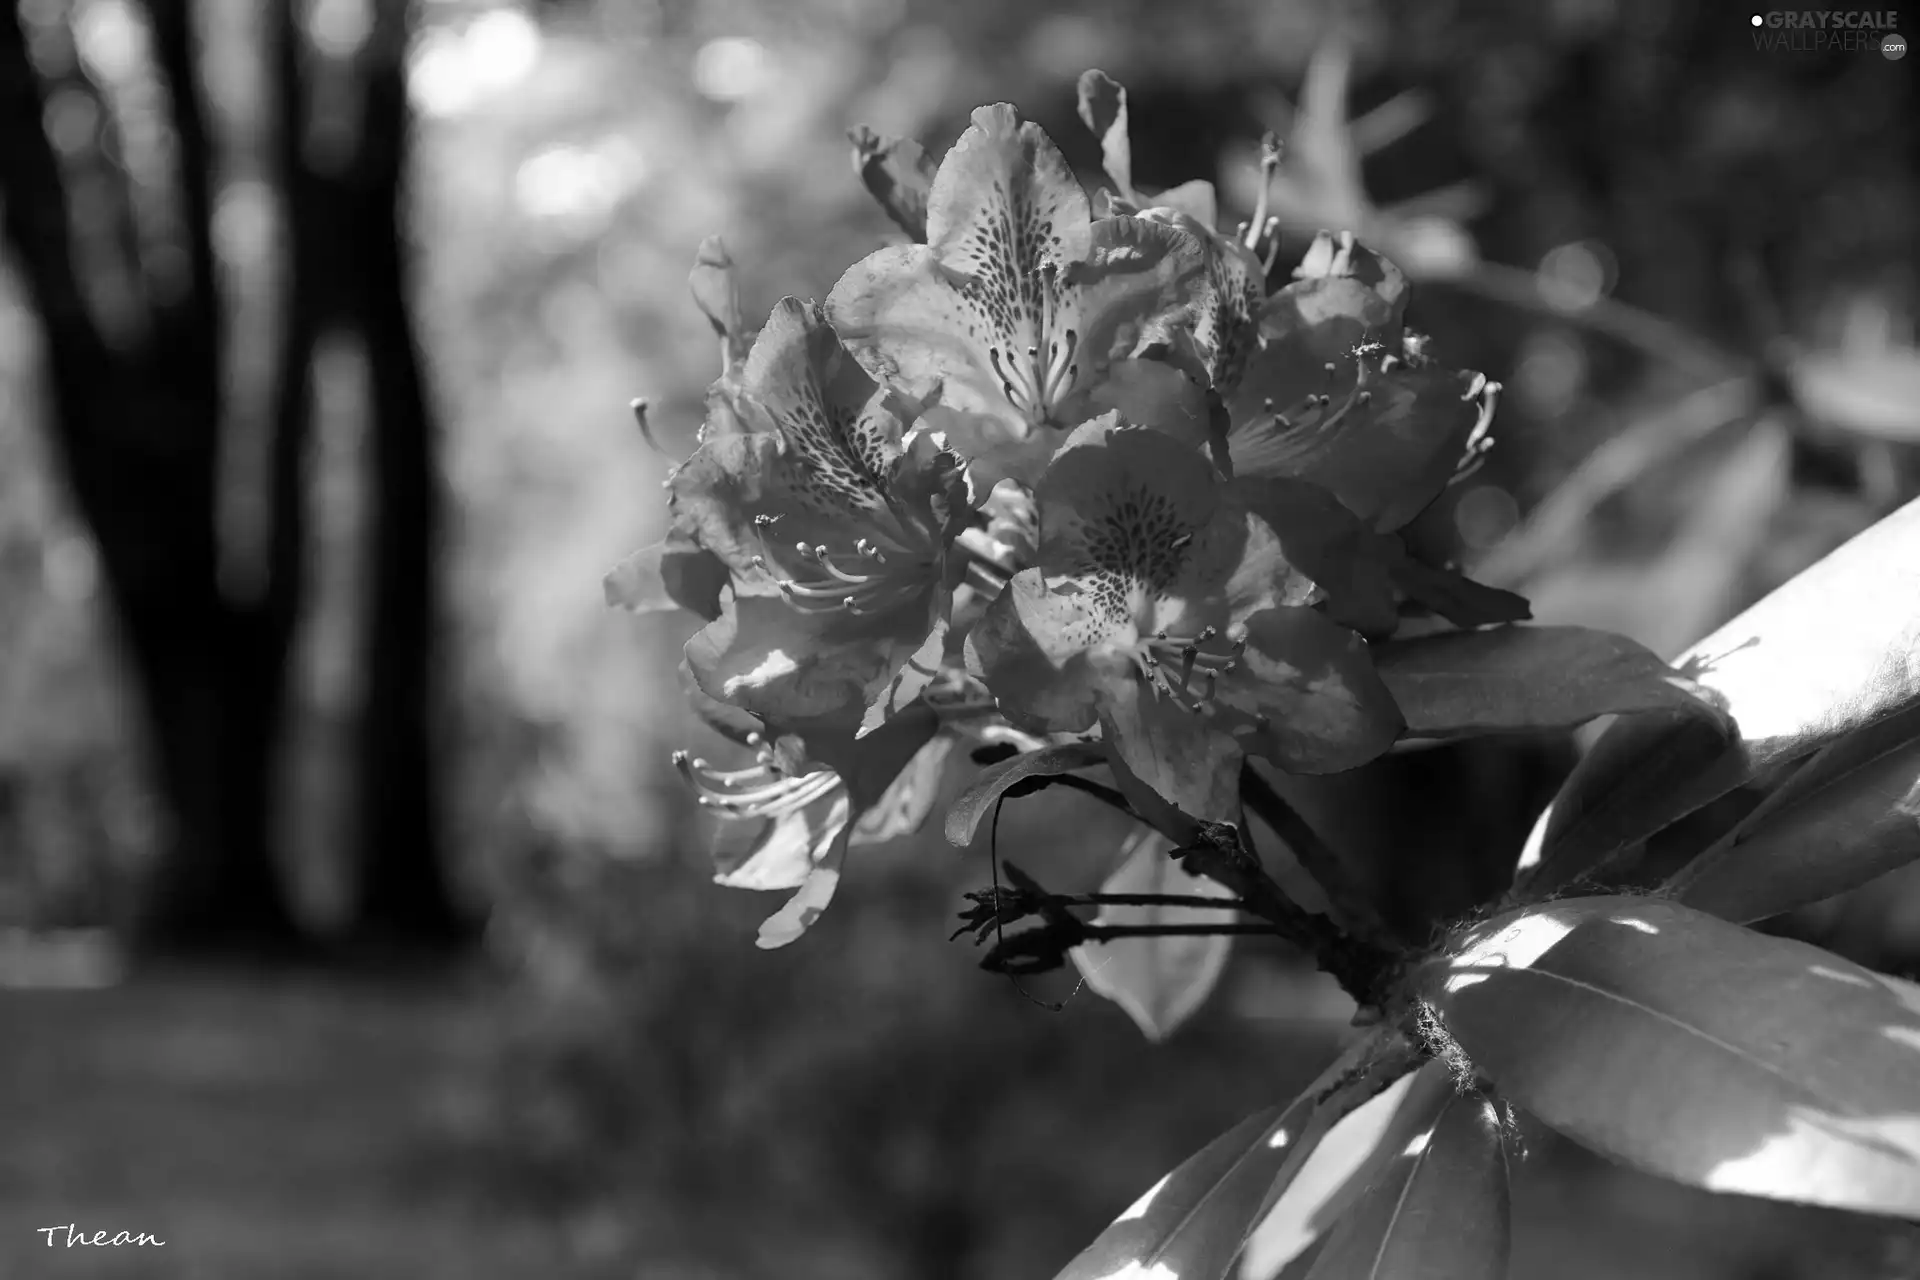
[2,0,1918,1274]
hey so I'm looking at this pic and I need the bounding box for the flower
[1223,231,1500,535]
[674,664,1021,947]
[664,297,975,736]
[828,104,1216,489]
[965,414,1404,820]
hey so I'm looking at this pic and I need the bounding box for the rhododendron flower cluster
[608,72,1520,948]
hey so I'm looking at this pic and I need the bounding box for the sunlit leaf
[1301,1086,1511,1280]
[1413,895,1920,1217]
[1665,702,1920,923]
[1374,625,1725,741]
[1237,1065,1449,1280]
[1054,1030,1418,1280]
[1524,495,1920,890]
[943,741,1110,846]
[1070,828,1238,1041]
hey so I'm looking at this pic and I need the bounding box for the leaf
[1054,1030,1418,1280]
[1373,625,1726,740]
[1301,1087,1512,1280]
[1412,895,1920,1217]
[943,741,1110,846]
[1665,701,1920,923]
[1387,554,1531,629]
[1524,495,1920,890]
[1237,1065,1450,1280]
[849,125,937,242]
[1076,69,1134,200]
[1070,828,1239,1041]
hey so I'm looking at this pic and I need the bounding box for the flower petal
[1220,607,1404,773]
[1100,680,1245,823]
[1036,416,1221,591]
[603,532,732,620]
[713,788,850,891]
[926,103,1091,277]
[741,297,904,516]
[1069,214,1212,378]
[850,734,955,845]
[1229,343,1494,533]
[965,568,1115,733]
[684,596,895,727]
[1076,69,1135,200]
[859,595,950,737]
[755,831,850,949]
[1229,476,1401,636]
[849,125,937,242]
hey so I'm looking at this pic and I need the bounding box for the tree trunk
[1,5,307,955]
[343,10,476,951]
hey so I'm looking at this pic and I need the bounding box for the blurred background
[1,0,1918,1275]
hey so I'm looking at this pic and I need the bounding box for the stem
[1172,821,1401,1008]
[1083,923,1282,941]
[1240,763,1392,946]
[1060,893,1247,910]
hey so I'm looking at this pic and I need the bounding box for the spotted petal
[829,106,1212,487]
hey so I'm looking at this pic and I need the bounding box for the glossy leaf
[944,741,1110,846]
[1237,1066,1450,1280]
[1055,1031,1418,1280]
[1665,702,1920,923]
[1070,828,1238,1041]
[1413,895,1920,1217]
[1301,1087,1511,1280]
[1374,625,1724,740]
[1524,495,1920,889]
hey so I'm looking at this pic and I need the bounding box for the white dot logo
[1750,12,1763,25]
[1885,33,1908,59]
